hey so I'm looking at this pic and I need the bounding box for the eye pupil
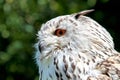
[58,30,63,35]
[54,29,66,37]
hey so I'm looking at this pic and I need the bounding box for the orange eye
[54,29,66,37]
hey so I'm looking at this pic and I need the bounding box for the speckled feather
[35,10,120,80]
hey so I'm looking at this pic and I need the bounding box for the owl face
[37,10,115,60]
[37,15,80,59]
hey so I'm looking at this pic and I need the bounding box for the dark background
[0,0,120,80]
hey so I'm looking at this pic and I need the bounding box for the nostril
[38,43,42,53]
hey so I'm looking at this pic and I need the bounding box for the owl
[35,10,120,80]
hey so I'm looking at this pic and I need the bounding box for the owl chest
[39,53,101,80]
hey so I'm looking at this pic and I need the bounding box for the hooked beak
[38,43,61,61]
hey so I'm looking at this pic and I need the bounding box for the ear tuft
[74,9,94,19]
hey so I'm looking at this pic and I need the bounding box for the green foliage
[0,0,119,80]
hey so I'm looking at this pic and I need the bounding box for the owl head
[36,10,115,60]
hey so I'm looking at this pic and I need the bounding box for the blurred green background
[0,0,120,80]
